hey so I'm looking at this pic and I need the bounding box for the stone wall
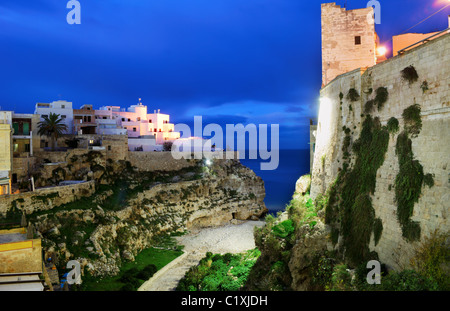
[311,33,450,269]
[128,151,239,172]
[0,180,96,215]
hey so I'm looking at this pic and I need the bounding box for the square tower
[321,3,377,86]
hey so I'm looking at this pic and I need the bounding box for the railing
[398,27,450,55]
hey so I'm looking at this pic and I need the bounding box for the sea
[240,149,310,215]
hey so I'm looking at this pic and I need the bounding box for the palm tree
[37,113,68,151]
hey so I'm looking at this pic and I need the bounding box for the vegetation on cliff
[246,175,448,291]
[8,153,266,290]
[176,249,260,291]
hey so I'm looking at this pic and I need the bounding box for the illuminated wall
[311,33,450,270]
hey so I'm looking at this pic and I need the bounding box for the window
[133,128,136,132]
[61,115,66,119]
[137,117,141,121]
[12,123,19,135]
[108,146,111,151]
[355,36,361,45]
[122,118,125,121]
[148,120,152,123]
[23,122,30,135]
[103,117,107,119]
[61,105,65,108]
[128,118,131,122]
[124,127,127,129]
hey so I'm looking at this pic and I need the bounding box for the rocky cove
[19,156,267,279]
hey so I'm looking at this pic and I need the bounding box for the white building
[95,100,180,150]
[34,100,74,134]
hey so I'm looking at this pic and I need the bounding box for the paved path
[139,220,264,291]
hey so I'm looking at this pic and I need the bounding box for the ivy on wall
[325,115,389,266]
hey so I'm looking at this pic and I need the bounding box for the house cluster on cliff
[0,99,181,196]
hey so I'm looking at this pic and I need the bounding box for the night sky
[1,0,449,150]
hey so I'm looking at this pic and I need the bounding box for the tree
[37,113,68,151]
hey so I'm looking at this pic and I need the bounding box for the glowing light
[205,159,212,166]
[377,46,387,56]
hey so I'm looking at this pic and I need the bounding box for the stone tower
[321,3,377,86]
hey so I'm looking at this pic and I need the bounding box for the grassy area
[79,247,183,291]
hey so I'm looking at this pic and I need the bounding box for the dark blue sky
[1,0,448,150]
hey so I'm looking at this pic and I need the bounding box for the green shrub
[387,117,399,135]
[373,218,383,246]
[402,104,422,137]
[423,173,434,188]
[420,81,429,93]
[374,87,389,110]
[401,65,419,84]
[347,88,360,102]
[364,100,375,114]
[310,252,335,290]
[394,131,431,241]
[329,264,352,291]
[381,270,439,291]
[410,231,450,290]
[272,219,295,239]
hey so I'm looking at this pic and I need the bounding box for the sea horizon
[240,149,310,215]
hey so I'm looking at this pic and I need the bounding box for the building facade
[73,104,97,135]
[0,112,13,195]
[96,100,180,148]
[34,100,74,135]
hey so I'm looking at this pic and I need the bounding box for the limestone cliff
[26,158,267,277]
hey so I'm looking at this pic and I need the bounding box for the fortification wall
[321,2,376,86]
[311,33,450,269]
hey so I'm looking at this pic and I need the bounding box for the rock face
[288,221,330,290]
[295,175,311,196]
[245,174,333,291]
[31,159,267,277]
